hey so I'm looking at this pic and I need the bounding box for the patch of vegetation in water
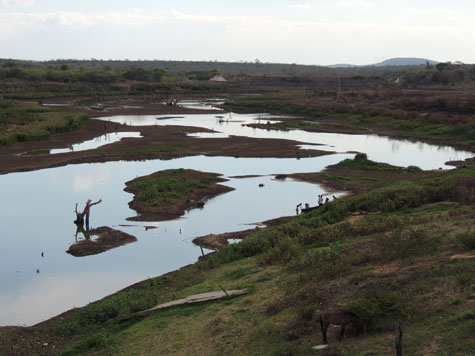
[337,153,422,172]
[0,100,88,146]
[132,169,211,206]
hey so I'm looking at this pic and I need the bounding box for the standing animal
[319,311,365,343]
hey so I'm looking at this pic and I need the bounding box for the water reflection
[0,271,140,326]
[68,226,138,257]
[98,113,473,169]
[1,103,473,326]
[23,132,142,156]
[0,154,349,326]
[177,99,225,110]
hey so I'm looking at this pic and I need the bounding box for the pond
[0,104,472,326]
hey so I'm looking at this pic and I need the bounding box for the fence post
[396,320,403,356]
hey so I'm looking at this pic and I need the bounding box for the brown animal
[319,311,365,343]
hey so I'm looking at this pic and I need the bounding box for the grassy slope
[12,161,472,356]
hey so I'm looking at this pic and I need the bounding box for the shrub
[343,290,407,331]
[456,226,475,249]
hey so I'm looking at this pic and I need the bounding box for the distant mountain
[372,57,438,67]
[328,57,439,68]
[328,63,358,68]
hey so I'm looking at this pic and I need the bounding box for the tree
[151,67,166,82]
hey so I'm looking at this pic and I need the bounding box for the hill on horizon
[372,57,439,66]
[329,57,439,68]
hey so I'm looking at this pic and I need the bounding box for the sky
[1,0,475,65]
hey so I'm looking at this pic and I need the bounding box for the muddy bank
[66,226,137,257]
[45,97,225,118]
[124,169,235,222]
[0,107,333,175]
[193,216,295,250]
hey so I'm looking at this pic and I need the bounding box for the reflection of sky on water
[50,132,142,154]
[0,154,349,326]
[2,104,473,326]
[177,99,226,110]
[0,272,139,326]
[99,113,473,170]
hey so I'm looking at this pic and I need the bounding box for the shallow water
[0,154,351,326]
[99,112,473,169]
[24,132,142,155]
[1,104,473,326]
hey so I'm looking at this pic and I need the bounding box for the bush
[343,289,407,331]
[456,226,475,249]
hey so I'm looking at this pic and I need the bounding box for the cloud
[1,8,474,64]
[3,0,35,7]
[290,3,311,9]
[406,7,462,21]
[337,0,372,8]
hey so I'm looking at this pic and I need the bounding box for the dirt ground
[193,216,295,250]
[0,98,333,175]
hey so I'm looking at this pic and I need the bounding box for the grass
[0,100,88,145]
[226,94,475,148]
[456,226,475,249]
[336,153,422,172]
[25,162,473,355]
[49,194,474,355]
[132,168,211,207]
[2,155,474,355]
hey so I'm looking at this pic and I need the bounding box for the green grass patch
[0,99,88,145]
[132,169,211,206]
[337,153,422,172]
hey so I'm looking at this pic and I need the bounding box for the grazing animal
[319,311,365,343]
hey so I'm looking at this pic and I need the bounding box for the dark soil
[66,226,138,257]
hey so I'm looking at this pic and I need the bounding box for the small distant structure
[209,75,227,82]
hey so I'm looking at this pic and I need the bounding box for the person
[305,203,310,209]
[332,195,337,200]
[296,203,302,215]
[325,197,330,204]
[318,195,323,206]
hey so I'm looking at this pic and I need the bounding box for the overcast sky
[1,0,474,65]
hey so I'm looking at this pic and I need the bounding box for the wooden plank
[116,289,247,321]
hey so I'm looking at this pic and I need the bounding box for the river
[0,101,472,326]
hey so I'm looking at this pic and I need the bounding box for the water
[1,104,473,326]
[24,132,142,155]
[99,113,473,170]
[0,154,350,326]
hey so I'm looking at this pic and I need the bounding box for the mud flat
[66,226,138,257]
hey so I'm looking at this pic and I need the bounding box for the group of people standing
[296,194,337,215]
